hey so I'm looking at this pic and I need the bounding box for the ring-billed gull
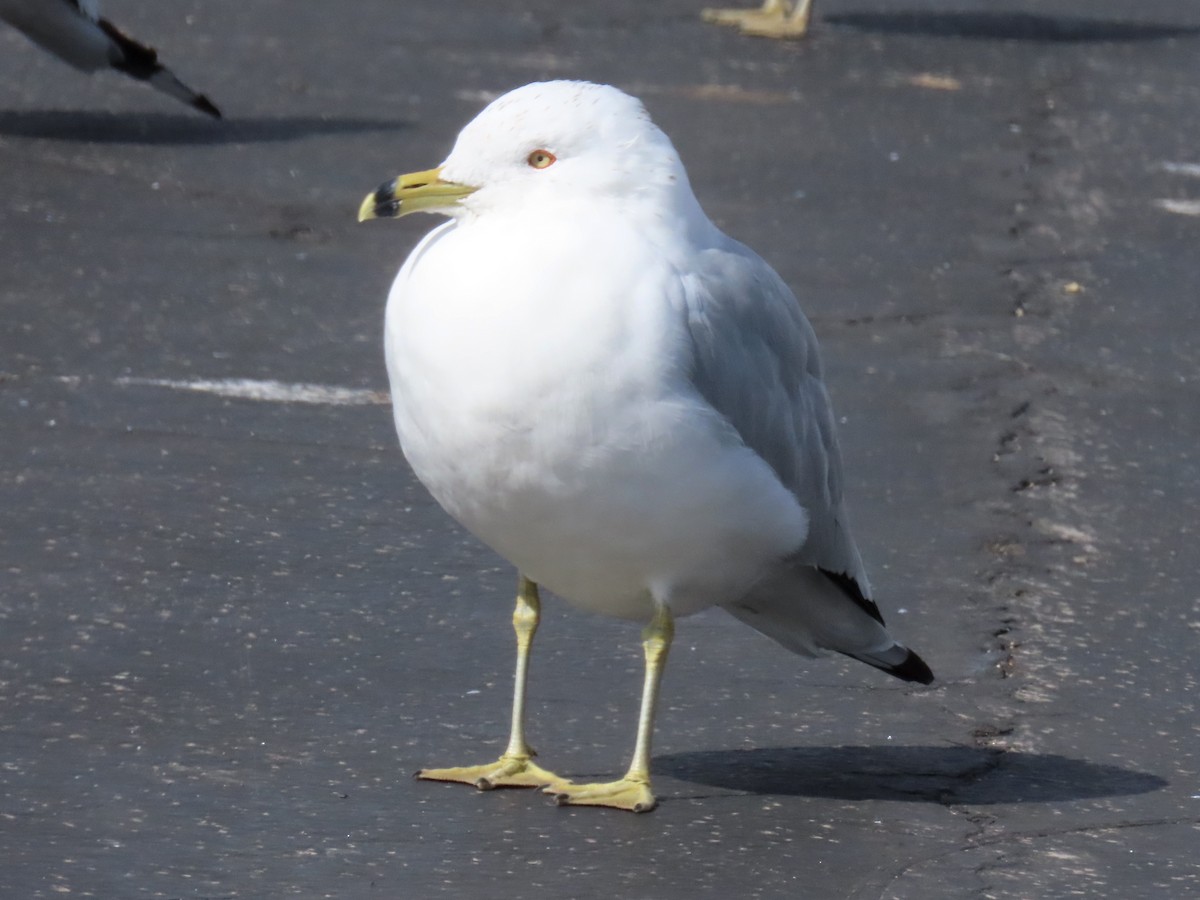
[359,80,932,813]
[703,0,815,39]
[0,0,220,117]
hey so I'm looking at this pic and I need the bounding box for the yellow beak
[357,166,476,221]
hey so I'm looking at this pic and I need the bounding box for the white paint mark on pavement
[1158,161,1200,178]
[1152,198,1200,217]
[116,377,390,406]
[1154,163,1200,216]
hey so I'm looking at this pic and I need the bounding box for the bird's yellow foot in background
[702,0,813,39]
[738,16,811,38]
[546,776,657,813]
[417,753,570,792]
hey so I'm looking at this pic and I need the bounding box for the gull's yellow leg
[546,603,674,813]
[417,575,569,791]
[702,0,814,39]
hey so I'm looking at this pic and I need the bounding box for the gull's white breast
[385,206,808,620]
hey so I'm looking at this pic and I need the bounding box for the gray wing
[680,237,868,592]
[0,0,110,70]
[680,238,933,684]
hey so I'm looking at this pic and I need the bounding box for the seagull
[359,80,932,813]
[0,0,220,117]
[703,0,814,39]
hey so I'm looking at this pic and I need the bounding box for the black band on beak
[370,179,401,218]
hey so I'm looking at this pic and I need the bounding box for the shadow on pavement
[658,745,1167,803]
[0,110,409,145]
[825,11,1200,43]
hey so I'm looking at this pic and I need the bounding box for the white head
[359,81,699,223]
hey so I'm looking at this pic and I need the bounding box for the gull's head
[359,81,692,223]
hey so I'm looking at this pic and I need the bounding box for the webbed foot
[545,776,657,813]
[417,754,570,792]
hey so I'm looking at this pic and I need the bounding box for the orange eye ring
[528,149,557,169]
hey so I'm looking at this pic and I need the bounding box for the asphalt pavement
[2,1,1198,897]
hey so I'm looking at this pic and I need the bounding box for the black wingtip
[192,94,222,119]
[819,567,885,625]
[99,18,221,118]
[98,18,159,76]
[840,645,935,684]
[890,648,935,685]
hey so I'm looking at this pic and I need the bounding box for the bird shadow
[824,11,1200,43]
[657,745,1167,804]
[0,110,409,145]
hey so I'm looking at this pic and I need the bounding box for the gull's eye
[527,149,557,169]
